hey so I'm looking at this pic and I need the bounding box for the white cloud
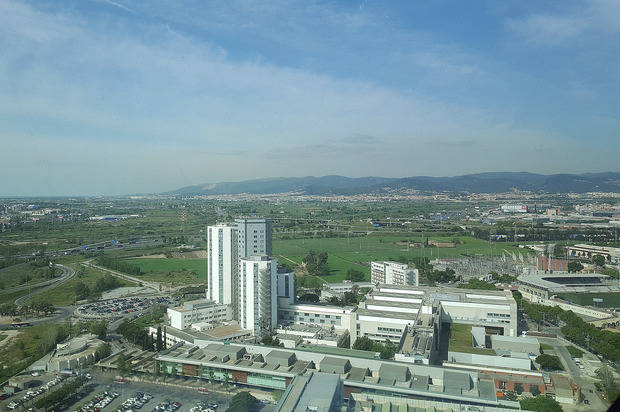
[505,14,589,45]
[0,0,617,195]
[505,0,620,46]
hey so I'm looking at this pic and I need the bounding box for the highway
[0,263,75,297]
[13,264,75,305]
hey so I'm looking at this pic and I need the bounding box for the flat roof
[518,273,618,292]
[278,372,340,412]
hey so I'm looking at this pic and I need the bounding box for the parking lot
[77,297,173,318]
[1,372,70,410]
[67,375,233,412]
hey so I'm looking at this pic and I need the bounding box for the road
[13,264,75,305]
[0,263,75,296]
[538,337,608,412]
[82,260,162,292]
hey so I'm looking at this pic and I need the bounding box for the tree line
[73,274,122,301]
[34,376,88,410]
[514,291,620,362]
[96,256,143,276]
[352,336,398,359]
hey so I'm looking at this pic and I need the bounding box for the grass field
[26,264,135,305]
[273,235,530,283]
[566,345,584,358]
[0,263,62,289]
[0,288,33,305]
[557,292,620,308]
[0,323,66,382]
[448,323,495,355]
[123,258,207,284]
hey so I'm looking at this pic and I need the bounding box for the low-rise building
[167,299,232,330]
[370,261,418,286]
[47,335,104,371]
[537,254,569,272]
[567,244,620,263]
[276,372,344,412]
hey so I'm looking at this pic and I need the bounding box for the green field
[124,258,207,284]
[0,288,33,305]
[0,263,62,290]
[566,345,584,358]
[273,235,529,283]
[448,323,494,355]
[557,292,620,308]
[26,264,135,305]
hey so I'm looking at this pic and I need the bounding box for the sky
[1,0,619,196]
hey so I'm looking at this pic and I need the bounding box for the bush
[520,395,563,412]
[346,269,365,282]
[352,337,397,359]
[566,345,584,358]
[226,391,258,412]
[514,383,524,395]
[536,354,564,371]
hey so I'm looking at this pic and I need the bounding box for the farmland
[273,235,531,283]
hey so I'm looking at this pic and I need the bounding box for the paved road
[0,263,74,296]
[14,264,75,305]
[538,337,608,412]
[83,260,162,292]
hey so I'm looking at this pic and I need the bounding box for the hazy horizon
[2,0,619,196]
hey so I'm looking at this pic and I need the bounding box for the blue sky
[1,0,619,196]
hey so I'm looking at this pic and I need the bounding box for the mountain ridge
[165,172,620,195]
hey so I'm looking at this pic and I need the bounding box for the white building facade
[167,299,232,330]
[235,218,272,258]
[371,261,418,286]
[240,255,278,336]
[207,223,238,305]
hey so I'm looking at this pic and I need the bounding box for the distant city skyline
[1,0,619,196]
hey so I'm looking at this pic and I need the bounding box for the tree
[261,335,282,347]
[536,354,563,371]
[457,279,497,290]
[595,365,614,391]
[567,261,583,273]
[95,343,111,360]
[346,269,365,282]
[89,320,107,340]
[519,395,562,412]
[208,368,216,389]
[514,383,524,395]
[352,336,374,351]
[553,246,567,259]
[226,391,258,412]
[74,281,91,300]
[530,385,541,396]
[302,250,329,276]
[156,326,163,351]
[592,254,606,267]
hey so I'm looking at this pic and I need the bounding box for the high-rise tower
[207,223,238,305]
[239,255,278,336]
